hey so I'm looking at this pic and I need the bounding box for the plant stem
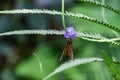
[33,53,43,79]
[101,0,107,23]
[62,0,66,29]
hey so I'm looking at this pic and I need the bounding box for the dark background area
[0,0,120,80]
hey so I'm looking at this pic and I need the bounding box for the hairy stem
[77,0,120,15]
[0,9,120,32]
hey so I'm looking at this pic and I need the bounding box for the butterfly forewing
[60,39,73,61]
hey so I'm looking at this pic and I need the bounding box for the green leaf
[103,51,120,80]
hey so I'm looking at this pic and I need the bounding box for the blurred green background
[0,0,120,80]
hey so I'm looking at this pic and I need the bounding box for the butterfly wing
[60,39,73,61]
[67,40,73,60]
[60,45,67,61]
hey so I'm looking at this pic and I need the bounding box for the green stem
[33,53,43,79]
[62,0,66,29]
[101,0,107,23]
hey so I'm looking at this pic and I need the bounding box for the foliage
[0,0,120,80]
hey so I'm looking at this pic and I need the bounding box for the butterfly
[60,27,76,61]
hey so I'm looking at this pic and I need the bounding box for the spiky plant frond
[0,9,120,32]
